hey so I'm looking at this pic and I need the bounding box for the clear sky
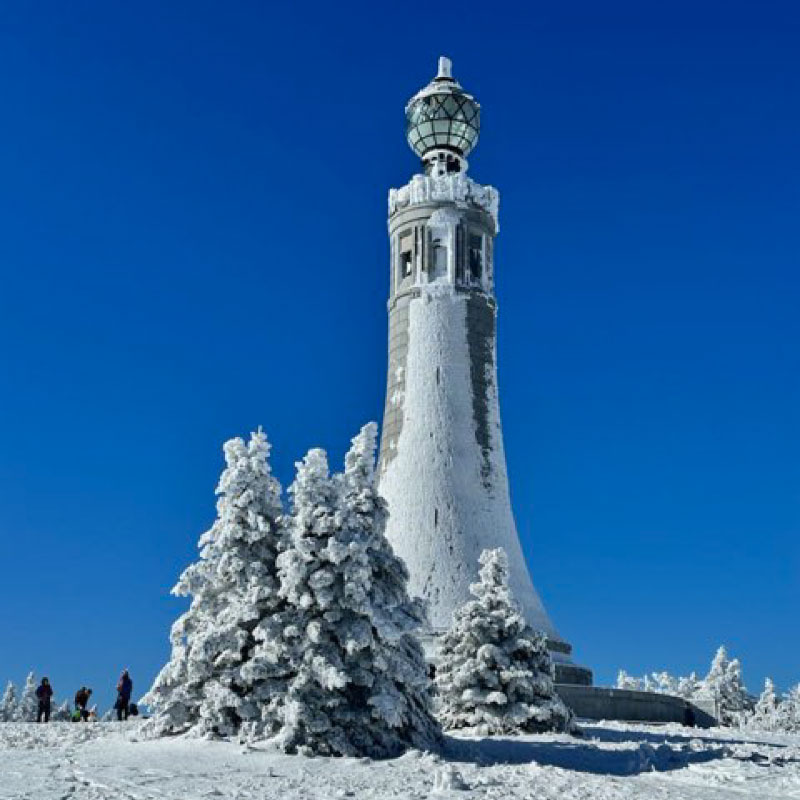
[0,1,797,712]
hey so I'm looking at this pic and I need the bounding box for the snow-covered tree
[747,678,780,731]
[435,548,574,736]
[0,681,17,722]
[17,673,38,721]
[52,700,72,722]
[615,670,642,691]
[615,668,706,701]
[699,646,747,725]
[271,425,440,757]
[675,672,702,700]
[650,672,681,696]
[143,429,285,737]
[779,685,800,732]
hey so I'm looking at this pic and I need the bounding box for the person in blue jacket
[115,670,133,721]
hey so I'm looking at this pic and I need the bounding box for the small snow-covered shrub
[615,670,643,691]
[52,700,72,721]
[435,548,574,736]
[747,678,780,731]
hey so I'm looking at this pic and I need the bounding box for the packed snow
[2,718,800,799]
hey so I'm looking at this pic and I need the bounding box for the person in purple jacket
[115,670,133,721]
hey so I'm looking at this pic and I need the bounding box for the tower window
[469,233,483,282]
[456,224,465,283]
[431,237,446,279]
[399,232,413,278]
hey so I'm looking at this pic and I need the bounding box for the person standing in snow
[35,678,53,723]
[74,687,92,722]
[116,670,133,721]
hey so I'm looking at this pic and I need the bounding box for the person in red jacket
[35,678,53,723]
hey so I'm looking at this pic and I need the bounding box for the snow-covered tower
[378,57,591,685]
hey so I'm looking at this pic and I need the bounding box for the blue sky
[0,1,798,711]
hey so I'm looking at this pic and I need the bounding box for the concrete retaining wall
[556,685,718,728]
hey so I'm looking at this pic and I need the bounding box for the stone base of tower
[420,630,593,686]
[548,638,594,686]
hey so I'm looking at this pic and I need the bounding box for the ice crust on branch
[270,424,440,757]
[143,429,285,737]
[435,548,574,735]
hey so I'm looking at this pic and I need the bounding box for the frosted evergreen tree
[748,678,780,731]
[615,671,642,691]
[53,700,72,721]
[676,672,702,700]
[143,429,285,737]
[17,672,38,721]
[700,646,747,725]
[435,548,574,735]
[272,425,440,757]
[615,669,701,699]
[0,681,17,722]
[779,685,800,733]
[650,672,681,696]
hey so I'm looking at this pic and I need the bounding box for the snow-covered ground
[2,720,799,799]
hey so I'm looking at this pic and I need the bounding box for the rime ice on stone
[435,548,574,735]
[377,57,590,685]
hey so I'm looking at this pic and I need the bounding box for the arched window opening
[469,233,483,283]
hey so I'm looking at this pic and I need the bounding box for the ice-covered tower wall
[378,58,591,685]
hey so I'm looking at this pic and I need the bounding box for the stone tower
[377,57,590,685]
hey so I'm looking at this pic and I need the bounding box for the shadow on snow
[441,725,757,777]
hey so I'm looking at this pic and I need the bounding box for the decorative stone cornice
[389,173,500,231]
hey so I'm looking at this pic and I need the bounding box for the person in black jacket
[74,687,92,722]
[36,678,53,723]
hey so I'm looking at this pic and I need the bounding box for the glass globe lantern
[405,57,480,175]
